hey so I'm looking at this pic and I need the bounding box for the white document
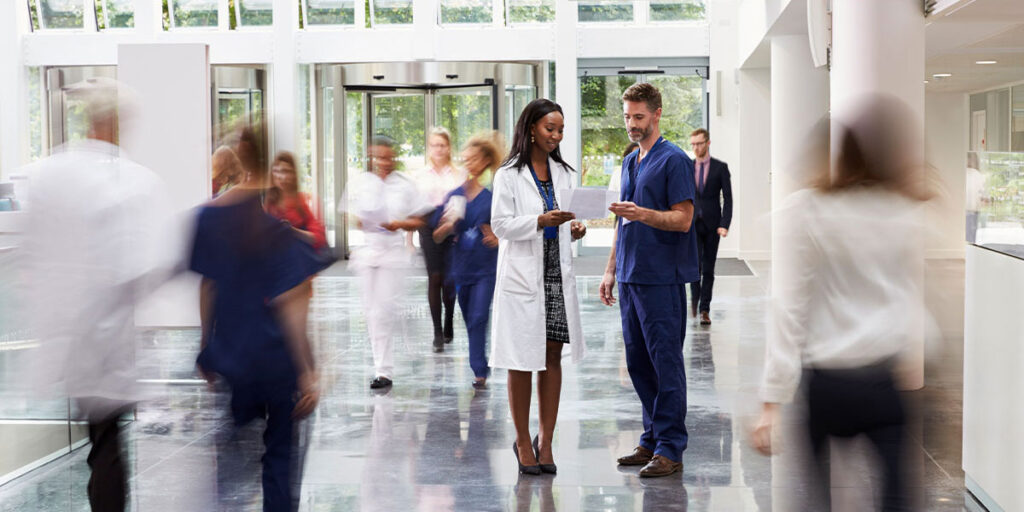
[556,188,619,220]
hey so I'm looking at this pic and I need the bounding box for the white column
[554,0,579,171]
[0,1,29,178]
[271,0,298,155]
[831,0,925,391]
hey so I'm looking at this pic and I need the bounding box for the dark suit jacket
[694,157,733,231]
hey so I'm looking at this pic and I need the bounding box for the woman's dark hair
[502,98,575,172]
[622,142,640,158]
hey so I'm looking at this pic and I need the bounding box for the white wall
[709,0,741,258]
[924,92,968,258]
[119,44,211,327]
[737,68,772,260]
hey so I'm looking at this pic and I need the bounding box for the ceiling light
[924,80,929,84]
[933,73,952,78]
[976,60,997,65]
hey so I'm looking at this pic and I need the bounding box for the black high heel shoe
[533,435,557,474]
[513,442,541,475]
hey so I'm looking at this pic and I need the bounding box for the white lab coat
[489,158,585,371]
[18,140,171,414]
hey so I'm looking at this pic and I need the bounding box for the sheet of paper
[556,188,618,220]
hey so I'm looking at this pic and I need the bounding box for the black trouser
[688,219,720,312]
[87,410,127,512]
[418,227,455,337]
[805,364,909,512]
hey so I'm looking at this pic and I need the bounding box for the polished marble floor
[0,260,976,511]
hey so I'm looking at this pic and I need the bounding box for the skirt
[543,237,570,344]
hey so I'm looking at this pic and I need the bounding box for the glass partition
[37,0,86,29]
[649,0,706,22]
[100,0,134,28]
[507,0,554,24]
[303,0,357,25]
[435,87,492,162]
[439,0,492,24]
[578,1,633,23]
[1012,85,1024,152]
[372,0,414,25]
[967,151,1024,259]
[170,0,219,28]
[236,0,273,26]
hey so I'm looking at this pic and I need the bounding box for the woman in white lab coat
[490,99,587,475]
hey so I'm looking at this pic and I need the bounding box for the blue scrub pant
[229,379,301,512]
[619,282,689,462]
[457,277,495,379]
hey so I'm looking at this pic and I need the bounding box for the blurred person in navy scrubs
[599,82,698,478]
[432,132,504,388]
[20,77,172,512]
[190,127,326,512]
[751,97,931,511]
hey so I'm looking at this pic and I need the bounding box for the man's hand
[196,363,216,390]
[608,201,648,223]
[750,402,780,456]
[293,370,321,419]
[570,221,587,240]
[717,227,728,238]
[599,271,617,306]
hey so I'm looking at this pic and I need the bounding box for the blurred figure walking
[211,145,243,197]
[413,127,466,352]
[751,96,931,511]
[20,78,172,511]
[191,129,325,512]
[432,133,503,387]
[348,136,434,389]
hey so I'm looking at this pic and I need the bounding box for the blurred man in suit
[689,128,732,325]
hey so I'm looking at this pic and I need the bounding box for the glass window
[236,0,273,26]
[304,0,356,25]
[646,74,705,152]
[38,0,85,29]
[505,85,536,142]
[100,0,134,28]
[170,0,219,28]
[435,88,493,162]
[1012,85,1024,152]
[371,93,425,170]
[28,68,44,161]
[372,0,413,25]
[649,0,705,22]
[344,91,364,248]
[507,0,554,24]
[578,1,633,23]
[439,0,492,24]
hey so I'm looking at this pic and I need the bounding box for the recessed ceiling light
[924,80,930,84]
[933,73,952,78]
[976,60,997,65]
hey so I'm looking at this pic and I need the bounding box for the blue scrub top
[189,192,329,387]
[615,138,700,285]
[433,186,498,286]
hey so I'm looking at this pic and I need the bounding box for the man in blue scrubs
[600,82,699,478]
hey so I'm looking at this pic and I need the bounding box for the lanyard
[527,161,558,240]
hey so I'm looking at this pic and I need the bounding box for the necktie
[698,162,706,194]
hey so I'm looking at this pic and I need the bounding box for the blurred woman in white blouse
[751,96,932,511]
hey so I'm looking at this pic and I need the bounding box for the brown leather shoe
[639,455,682,477]
[616,446,654,466]
[700,311,711,325]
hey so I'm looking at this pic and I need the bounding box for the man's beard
[628,126,650,142]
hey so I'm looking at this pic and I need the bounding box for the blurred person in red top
[266,151,327,250]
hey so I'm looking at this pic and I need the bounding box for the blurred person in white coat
[345,135,433,390]
[19,78,172,511]
[490,99,586,475]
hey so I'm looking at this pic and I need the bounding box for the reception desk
[963,244,1024,511]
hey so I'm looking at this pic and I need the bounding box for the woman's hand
[481,224,499,248]
[433,220,455,243]
[750,402,780,456]
[293,370,321,419]
[570,221,587,240]
[537,210,575,228]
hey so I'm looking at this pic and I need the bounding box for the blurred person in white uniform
[346,136,433,390]
[751,96,931,511]
[19,78,172,511]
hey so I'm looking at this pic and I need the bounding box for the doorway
[316,62,541,257]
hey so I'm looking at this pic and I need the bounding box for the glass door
[578,62,707,247]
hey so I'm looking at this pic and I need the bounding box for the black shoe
[472,378,487,390]
[369,376,392,389]
[433,335,445,353]
[532,435,557,474]
[513,442,541,475]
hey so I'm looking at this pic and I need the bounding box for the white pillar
[831,0,925,391]
[0,1,29,178]
[271,0,299,155]
[554,0,579,171]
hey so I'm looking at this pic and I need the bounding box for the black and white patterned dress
[538,179,571,344]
